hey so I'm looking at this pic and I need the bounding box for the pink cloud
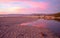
[15,2,49,14]
[0,0,32,2]
[0,0,49,14]
[27,2,49,10]
[0,0,49,9]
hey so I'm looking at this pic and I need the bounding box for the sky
[0,0,60,14]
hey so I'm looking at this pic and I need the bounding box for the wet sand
[0,17,59,38]
[0,24,59,38]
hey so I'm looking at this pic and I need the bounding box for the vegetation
[51,12,60,17]
[53,12,60,17]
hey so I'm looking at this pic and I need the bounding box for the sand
[0,24,59,38]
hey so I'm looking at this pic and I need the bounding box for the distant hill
[41,12,60,17]
[0,12,60,17]
[0,14,33,17]
[53,12,60,17]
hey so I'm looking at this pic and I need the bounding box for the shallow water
[21,19,60,36]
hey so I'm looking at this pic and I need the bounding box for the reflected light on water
[20,21,47,28]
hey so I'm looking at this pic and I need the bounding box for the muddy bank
[0,24,59,38]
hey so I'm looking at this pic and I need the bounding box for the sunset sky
[0,0,60,14]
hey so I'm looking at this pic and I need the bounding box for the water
[36,19,60,33]
[21,19,60,36]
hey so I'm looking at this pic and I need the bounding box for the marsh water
[29,19,60,32]
[21,19,60,36]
